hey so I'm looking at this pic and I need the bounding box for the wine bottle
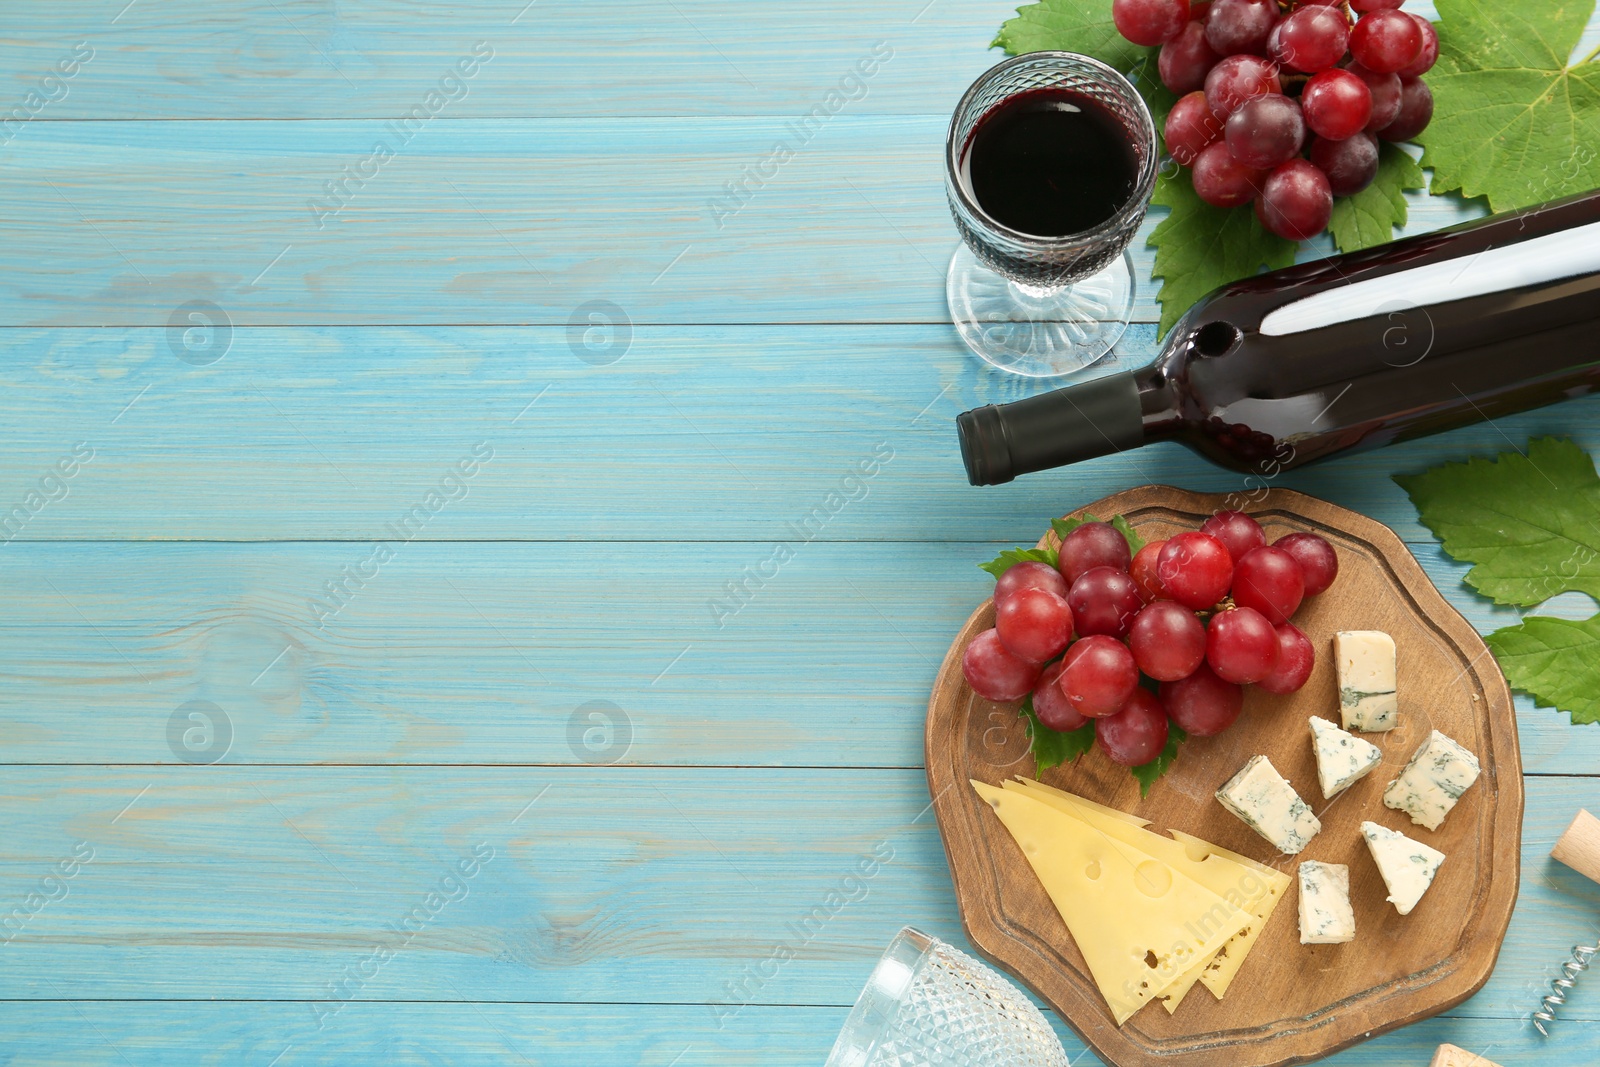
[956,189,1600,484]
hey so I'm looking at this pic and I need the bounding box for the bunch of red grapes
[963,513,1339,767]
[1113,0,1438,241]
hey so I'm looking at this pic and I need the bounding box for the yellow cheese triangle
[1015,776,1150,826]
[1167,830,1290,999]
[971,780,1255,1025]
[1005,779,1288,1012]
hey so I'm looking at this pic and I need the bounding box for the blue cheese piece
[1361,821,1445,915]
[1297,861,1355,944]
[1309,716,1383,799]
[1383,729,1481,831]
[1335,630,1398,731]
[1215,755,1321,856]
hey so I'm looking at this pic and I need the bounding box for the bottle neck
[956,370,1145,485]
[1132,363,1183,442]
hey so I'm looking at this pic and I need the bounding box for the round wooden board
[926,486,1523,1067]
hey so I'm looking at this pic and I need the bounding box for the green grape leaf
[1394,437,1600,607]
[1050,513,1146,554]
[1111,515,1146,554]
[993,0,1146,73]
[1018,696,1097,774]
[1147,170,1299,337]
[1132,722,1187,797]
[1420,0,1600,212]
[1486,615,1600,724]
[1328,143,1427,254]
[979,546,1058,579]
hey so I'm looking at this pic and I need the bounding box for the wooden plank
[0,325,1594,544]
[0,118,1480,326]
[0,1003,1582,1067]
[0,539,1591,771]
[0,768,1597,1024]
[0,0,1448,121]
[0,0,998,120]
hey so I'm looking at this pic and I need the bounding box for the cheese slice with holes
[1165,831,1289,1000]
[972,780,1256,1025]
[1006,778,1288,1012]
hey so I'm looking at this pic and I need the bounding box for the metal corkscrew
[1534,943,1598,1036]
[1532,810,1600,1036]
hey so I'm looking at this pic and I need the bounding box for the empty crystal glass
[945,52,1158,377]
[824,927,1073,1067]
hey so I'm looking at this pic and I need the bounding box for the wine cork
[1551,809,1600,886]
[1430,1045,1504,1067]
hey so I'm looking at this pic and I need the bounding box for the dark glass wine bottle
[957,189,1600,484]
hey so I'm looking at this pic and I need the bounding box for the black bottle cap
[956,371,1143,485]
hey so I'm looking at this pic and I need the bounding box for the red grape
[994,559,1069,605]
[1270,5,1349,72]
[1058,521,1132,583]
[1351,63,1403,131]
[1165,91,1225,166]
[1158,531,1235,610]
[1254,158,1332,241]
[1200,510,1267,564]
[1378,76,1433,141]
[1160,662,1243,736]
[1231,545,1305,625]
[1350,0,1403,10]
[1032,659,1088,731]
[1204,0,1279,57]
[1301,68,1373,141]
[1206,606,1280,683]
[1351,10,1424,74]
[1396,15,1439,78]
[1191,140,1266,208]
[1204,54,1282,119]
[1114,0,1191,45]
[963,628,1042,701]
[1068,566,1144,639]
[1060,635,1140,718]
[1274,531,1339,595]
[1097,688,1170,766]
[1130,540,1168,603]
[1129,599,1208,681]
[1256,622,1315,694]
[1160,22,1222,95]
[995,587,1074,662]
[1310,133,1379,196]
[1225,93,1306,170]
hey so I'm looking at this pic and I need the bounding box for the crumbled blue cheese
[1215,755,1321,856]
[1361,821,1445,915]
[1383,729,1481,831]
[1309,716,1383,799]
[1335,631,1397,732]
[1297,861,1355,945]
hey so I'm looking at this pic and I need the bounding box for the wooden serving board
[926,486,1523,1067]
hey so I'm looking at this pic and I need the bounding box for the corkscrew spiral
[1532,943,1597,1037]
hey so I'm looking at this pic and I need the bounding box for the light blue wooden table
[3,2,1599,1064]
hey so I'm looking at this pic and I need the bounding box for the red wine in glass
[959,88,1142,242]
[945,53,1158,377]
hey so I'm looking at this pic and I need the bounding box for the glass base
[947,244,1134,378]
[824,927,1072,1067]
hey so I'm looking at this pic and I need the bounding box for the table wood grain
[2,1,1598,1063]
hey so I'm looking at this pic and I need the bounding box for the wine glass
[946,52,1158,378]
[824,927,1073,1067]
